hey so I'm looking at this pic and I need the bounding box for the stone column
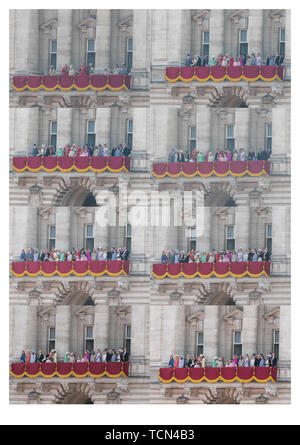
[11,108,40,156]
[151,106,178,162]
[151,10,168,66]
[130,305,149,376]
[55,207,71,251]
[235,206,250,250]
[14,10,40,74]
[9,304,38,360]
[279,305,291,370]
[94,207,109,249]
[57,10,73,71]
[10,206,39,258]
[94,302,110,351]
[234,109,250,151]
[57,109,73,148]
[196,104,211,154]
[132,107,149,170]
[242,305,258,356]
[284,9,291,80]
[209,10,224,57]
[196,206,211,253]
[247,10,264,56]
[95,10,111,73]
[203,306,219,364]
[132,10,150,73]
[55,305,71,360]
[96,108,111,147]
[167,10,192,66]
[272,206,290,275]
[271,106,290,174]
[161,305,186,364]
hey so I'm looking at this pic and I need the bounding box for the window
[265,123,272,151]
[126,224,131,253]
[226,125,235,150]
[189,127,196,156]
[126,38,133,72]
[85,326,94,351]
[48,225,56,250]
[273,330,279,357]
[49,121,57,148]
[265,224,272,253]
[86,39,95,67]
[233,331,242,356]
[127,119,133,148]
[196,332,204,356]
[48,327,55,352]
[279,28,285,56]
[189,227,196,252]
[49,40,57,70]
[239,29,248,56]
[202,31,209,58]
[85,224,94,250]
[87,120,96,147]
[226,225,235,250]
[125,325,131,355]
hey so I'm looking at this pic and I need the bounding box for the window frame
[225,225,235,251]
[48,225,56,250]
[233,330,242,356]
[279,28,285,56]
[49,121,57,148]
[85,325,94,352]
[226,125,235,150]
[202,31,210,58]
[85,224,94,250]
[49,40,57,70]
[265,123,272,151]
[265,223,272,253]
[86,39,96,68]
[126,223,131,253]
[273,329,279,357]
[87,120,96,147]
[189,227,196,252]
[196,331,204,356]
[126,37,133,72]
[126,119,133,148]
[125,324,131,355]
[48,327,56,352]
[239,29,248,56]
[189,126,197,156]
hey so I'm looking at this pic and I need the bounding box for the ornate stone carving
[169,289,183,305]
[176,394,189,404]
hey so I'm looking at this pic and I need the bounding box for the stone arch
[197,282,236,305]
[209,86,249,108]
[55,382,95,404]
[52,178,99,206]
[55,281,95,305]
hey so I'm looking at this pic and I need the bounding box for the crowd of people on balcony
[48,63,129,76]
[168,352,278,368]
[19,247,130,262]
[160,248,271,264]
[168,147,271,163]
[184,52,285,67]
[31,142,132,158]
[19,347,129,363]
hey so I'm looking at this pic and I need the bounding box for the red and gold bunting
[12,75,131,92]
[11,260,130,278]
[152,161,270,178]
[152,262,270,279]
[12,156,130,173]
[165,66,284,83]
[159,367,277,383]
[10,362,129,379]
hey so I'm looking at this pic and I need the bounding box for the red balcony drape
[12,156,131,173]
[10,362,129,378]
[12,75,131,91]
[152,262,270,279]
[159,367,277,383]
[11,261,129,277]
[165,66,284,83]
[152,161,270,178]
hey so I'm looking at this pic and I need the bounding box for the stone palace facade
[9,9,291,404]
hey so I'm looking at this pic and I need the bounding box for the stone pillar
[151,10,168,65]
[209,10,224,57]
[279,306,291,370]
[242,305,258,356]
[94,207,109,249]
[57,10,73,71]
[57,109,73,148]
[196,207,211,253]
[55,208,71,251]
[132,107,149,170]
[96,108,111,147]
[95,10,111,73]
[247,10,264,56]
[10,206,39,258]
[234,109,250,151]
[9,304,38,360]
[271,106,290,174]
[151,106,178,162]
[55,305,71,360]
[167,10,192,65]
[235,206,250,250]
[196,104,211,154]
[272,206,290,275]
[203,306,219,364]
[11,108,40,156]
[284,9,291,80]
[94,303,110,351]
[14,10,40,74]
[130,305,149,376]
[132,10,150,73]
[161,305,186,364]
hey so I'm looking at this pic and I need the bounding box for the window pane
[87,134,95,147]
[127,52,133,72]
[87,52,95,67]
[49,239,55,250]
[49,340,55,352]
[240,30,247,42]
[126,339,131,355]
[50,54,57,69]
[280,28,285,42]
[88,39,95,51]
[86,326,94,339]
[49,327,55,340]
[127,224,131,237]
[49,226,56,238]
[280,42,285,56]
[197,332,203,345]
[127,38,133,51]
[234,331,241,343]
[86,339,94,351]
[197,345,203,356]
[51,121,57,134]
[234,344,242,356]
[267,224,272,238]
[227,239,235,251]
[189,140,196,154]
[86,225,94,237]
[227,226,234,239]
[190,127,196,139]
[227,126,234,138]
[128,119,133,133]
[86,238,94,250]
[127,133,133,148]
[126,325,131,338]
[51,40,57,52]
[240,42,248,56]
[267,124,272,137]
[88,121,95,133]
[203,31,209,44]
[203,44,209,57]
[226,138,235,150]
[190,227,196,240]
[274,330,279,343]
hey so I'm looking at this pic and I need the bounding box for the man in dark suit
[106,248,114,260]
[254,354,260,367]
[271,353,278,367]
[121,247,129,260]
[122,347,129,362]
[264,248,271,262]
